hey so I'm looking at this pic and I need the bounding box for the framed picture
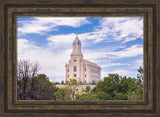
[17,17,143,101]
[0,0,159,117]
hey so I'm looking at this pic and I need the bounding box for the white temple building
[65,34,101,84]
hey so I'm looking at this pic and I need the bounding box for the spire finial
[76,32,78,37]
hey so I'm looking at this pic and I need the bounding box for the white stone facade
[65,35,101,84]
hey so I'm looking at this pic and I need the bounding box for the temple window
[74,66,77,72]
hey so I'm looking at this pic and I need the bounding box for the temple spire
[71,33,82,56]
[76,32,78,37]
[73,33,81,45]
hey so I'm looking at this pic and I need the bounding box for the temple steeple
[71,33,82,56]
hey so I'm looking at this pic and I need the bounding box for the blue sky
[17,17,143,82]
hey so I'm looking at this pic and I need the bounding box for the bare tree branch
[17,59,40,100]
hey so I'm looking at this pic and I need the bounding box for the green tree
[78,93,99,100]
[85,86,91,93]
[28,74,58,100]
[79,81,82,84]
[55,86,71,100]
[127,66,144,100]
[56,78,78,101]
[69,78,77,85]
[93,74,120,97]
[65,81,69,85]
[68,78,78,101]
[119,76,137,94]
[137,66,143,84]
[81,88,86,92]
[61,80,64,84]
[96,91,111,100]
[112,92,128,100]
[92,80,96,84]
[92,73,143,100]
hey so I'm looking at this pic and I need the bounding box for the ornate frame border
[0,0,159,117]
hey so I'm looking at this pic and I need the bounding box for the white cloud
[135,59,143,66]
[122,37,137,43]
[107,44,143,58]
[83,50,107,60]
[100,63,129,68]
[107,70,134,76]
[46,32,101,48]
[99,17,143,43]
[129,58,143,69]
[101,69,135,79]
[82,44,143,62]
[46,32,110,48]
[18,17,90,35]
[47,33,75,47]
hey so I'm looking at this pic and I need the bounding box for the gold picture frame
[0,0,159,117]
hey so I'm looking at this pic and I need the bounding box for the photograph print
[17,17,143,101]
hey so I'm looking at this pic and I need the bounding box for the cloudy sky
[17,17,143,82]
